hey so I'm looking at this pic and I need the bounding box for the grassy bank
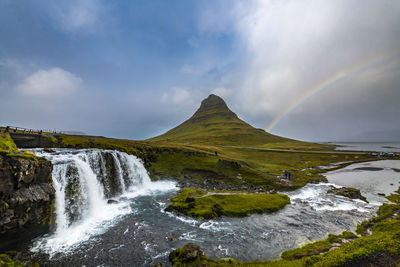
[0,132,37,160]
[166,188,290,219]
[48,134,379,192]
[0,132,19,153]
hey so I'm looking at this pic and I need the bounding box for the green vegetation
[0,252,38,267]
[280,231,357,260]
[356,188,400,236]
[0,254,25,267]
[56,134,141,154]
[46,132,377,192]
[166,188,290,219]
[0,133,19,153]
[0,132,37,160]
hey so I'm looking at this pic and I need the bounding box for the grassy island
[166,188,290,219]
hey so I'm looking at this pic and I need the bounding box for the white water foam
[30,149,177,256]
[288,183,372,213]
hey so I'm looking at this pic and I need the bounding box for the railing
[1,126,85,135]
[1,126,58,135]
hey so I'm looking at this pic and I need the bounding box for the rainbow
[265,52,399,132]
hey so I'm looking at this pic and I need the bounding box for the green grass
[47,133,379,191]
[0,132,38,160]
[0,132,19,153]
[167,188,290,219]
[280,231,357,260]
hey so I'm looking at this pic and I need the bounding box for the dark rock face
[195,94,228,113]
[9,133,55,148]
[169,242,204,264]
[0,153,55,251]
[107,199,118,204]
[191,94,239,122]
[96,152,125,198]
[328,187,368,202]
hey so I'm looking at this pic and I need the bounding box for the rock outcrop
[0,152,55,251]
[169,243,205,264]
[328,187,368,202]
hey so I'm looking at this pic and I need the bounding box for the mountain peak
[197,94,228,113]
[149,93,298,146]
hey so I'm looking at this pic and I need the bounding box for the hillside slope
[149,94,318,148]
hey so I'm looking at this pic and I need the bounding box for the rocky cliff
[0,152,55,251]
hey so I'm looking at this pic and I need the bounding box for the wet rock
[99,152,123,198]
[169,242,204,263]
[328,187,368,202]
[167,233,177,242]
[0,152,55,251]
[107,199,119,204]
[211,203,223,217]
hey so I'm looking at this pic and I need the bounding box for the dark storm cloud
[0,0,399,141]
[214,0,400,141]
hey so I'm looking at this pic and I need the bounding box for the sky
[0,0,399,142]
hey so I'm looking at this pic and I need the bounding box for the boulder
[107,199,119,204]
[169,243,205,264]
[328,187,368,202]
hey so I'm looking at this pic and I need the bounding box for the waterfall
[30,148,176,255]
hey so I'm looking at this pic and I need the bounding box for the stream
[20,149,400,266]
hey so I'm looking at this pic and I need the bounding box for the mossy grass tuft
[166,188,290,219]
[0,132,38,160]
[0,132,19,153]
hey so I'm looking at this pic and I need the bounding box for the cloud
[16,67,83,98]
[233,1,400,117]
[212,87,231,98]
[50,0,107,33]
[192,0,400,141]
[161,87,191,105]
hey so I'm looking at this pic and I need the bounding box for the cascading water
[25,152,396,266]
[29,148,177,256]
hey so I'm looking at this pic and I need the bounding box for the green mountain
[149,94,314,148]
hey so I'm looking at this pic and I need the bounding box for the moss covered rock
[328,187,368,202]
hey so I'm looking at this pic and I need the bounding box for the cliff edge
[0,133,55,251]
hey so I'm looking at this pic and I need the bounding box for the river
[19,149,400,266]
